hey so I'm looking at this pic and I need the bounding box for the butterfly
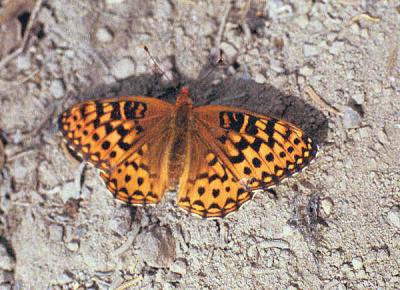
[58,86,318,218]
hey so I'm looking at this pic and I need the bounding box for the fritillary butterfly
[58,87,318,218]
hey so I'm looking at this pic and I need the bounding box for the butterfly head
[176,86,193,106]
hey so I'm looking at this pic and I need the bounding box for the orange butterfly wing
[58,96,173,204]
[176,105,318,218]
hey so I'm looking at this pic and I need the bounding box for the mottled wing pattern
[100,139,171,205]
[177,105,318,218]
[58,96,173,204]
[177,133,250,218]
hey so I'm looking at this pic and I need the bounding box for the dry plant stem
[215,0,232,49]
[115,276,143,290]
[304,85,342,116]
[0,139,4,170]
[351,13,380,23]
[387,44,398,75]
[0,0,43,71]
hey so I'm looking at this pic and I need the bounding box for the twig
[387,44,398,75]
[14,69,40,84]
[6,148,37,161]
[0,0,43,71]
[304,85,342,116]
[215,0,232,49]
[114,276,142,290]
[351,13,380,24]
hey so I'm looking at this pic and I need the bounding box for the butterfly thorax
[167,87,194,187]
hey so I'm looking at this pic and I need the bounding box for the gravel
[110,57,136,80]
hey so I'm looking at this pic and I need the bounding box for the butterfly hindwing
[177,133,252,218]
[100,140,171,205]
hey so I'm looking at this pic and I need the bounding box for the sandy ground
[0,0,399,289]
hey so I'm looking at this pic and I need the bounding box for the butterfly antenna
[198,49,225,85]
[142,45,173,82]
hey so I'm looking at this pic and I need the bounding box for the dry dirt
[0,0,399,289]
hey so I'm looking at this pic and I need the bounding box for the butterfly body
[59,86,318,218]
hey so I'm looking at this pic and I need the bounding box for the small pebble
[49,79,65,99]
[270,60,284,73]
[329,41,345,55]
[358,127,371,139]
[321,197,334,217]
[384,123,400,143]
[170,259,187,275]
[48,224,64,241]
[253,72,266,84]
[0,243,14,271]
[66,241,79,252]
[60,181,80,203]
[387,206,400,228]
[341,263,352,273]
[111,57,136,80]
[352,257,363,270]
[220,42,237,63]
[342,106,361,129]
[351,93,365,105]
[377,129,389,145]
[258,239,290,250]
[96,27,113,43]
[105,0,125,5]
[294,15,309,28]
[16,55,31,70]
[303,44,320,57]
[281,224,295,236]
[299,65,314,77]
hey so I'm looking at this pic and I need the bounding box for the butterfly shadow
[75,70,328,146]
[72,68,329,219]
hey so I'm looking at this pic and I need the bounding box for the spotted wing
[177,105,318,218]
[58,96,173,204]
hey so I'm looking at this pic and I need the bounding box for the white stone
[321,197,333,217]
[49,79,65,99]
[351,93,365,105]
[377,129,389,144]
[299,65,314,77]
[16,55,31,70]
[358,127,371,139]
[96,27,113,43]
[329,41,345,55]
[303,44,320,57]
[60,181,80,203]
[342,107,361,129]
[170,259,187,275]
[220,42,237,63]
[352,257,363,270]
[49,224,64,241]
[388,206,400,228]
[282,224,294,236]
[253,72,266,84]
[294,15,309,28]
[66,241,79,252]
[111,57,136,80]
[270,60,284,73]
[105,0,125,5]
